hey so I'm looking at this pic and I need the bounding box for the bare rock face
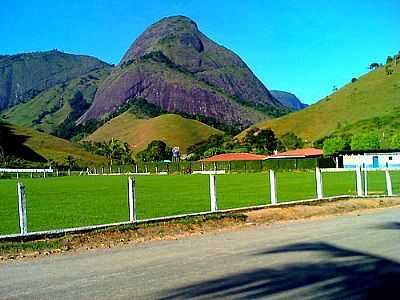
[81,16,286,126]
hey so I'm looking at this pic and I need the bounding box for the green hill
[1,122,105,166]
[86,113,223,153]
[2,67,111,134]
[238,60,400,144]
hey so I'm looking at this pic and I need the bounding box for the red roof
[268,148,323,159]
[199,153,268,162]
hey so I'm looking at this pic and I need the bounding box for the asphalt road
[1,207,400,300]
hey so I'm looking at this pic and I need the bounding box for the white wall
[343,153,400,168]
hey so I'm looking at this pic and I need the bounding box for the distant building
[340,152,400,169]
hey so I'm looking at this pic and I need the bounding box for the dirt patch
[1,198,400,262]
[246,198,400,223]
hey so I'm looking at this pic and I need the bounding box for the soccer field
[0,170,398,235]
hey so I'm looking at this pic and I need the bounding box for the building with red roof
[199,148,322,162]
[267,148,323,159]
[199,153,268,162]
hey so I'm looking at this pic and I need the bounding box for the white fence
[0,167,398,240]
[0,168,53,179]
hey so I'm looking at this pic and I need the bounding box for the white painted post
[56,169,59,177]
[269,169,277,205]
[30,172,33,178]
[364,167,368,196]
[385,169,393,196]
[201,162,205,171]
[135,165,138,173]
[145,165,148,173]
[17,183,28,235]
[43,171,46,178]
[356,167,363,197]
[209,174,218,212]
[68,169,71,176]
[315,167,323,199]
[109,166,112,173]
[128,177,137,222]
[155,166,158,174]
[16,172,19,180]
[118,167,121,174]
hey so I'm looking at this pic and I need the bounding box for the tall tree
[323,137,347,156]
[351,133,380,151]
[280,132,304,150]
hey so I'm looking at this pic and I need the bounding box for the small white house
[342,152,400,169]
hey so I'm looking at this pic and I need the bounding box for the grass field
[1,170,398,235]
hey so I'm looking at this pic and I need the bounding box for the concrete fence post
[17,182,28,235]
[269,169,277,205]
[385,169,393,196]
[128,177,137,222]
[209,174,218,212]
[315,167,323,199]
[356,167,363,197]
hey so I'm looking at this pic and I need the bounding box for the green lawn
[322,172,357,197]
[276,171,316,201]
[0,170,396,235]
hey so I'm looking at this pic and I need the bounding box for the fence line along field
[1,170,399,235]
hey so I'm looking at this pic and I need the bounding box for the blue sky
[1,0,399,104]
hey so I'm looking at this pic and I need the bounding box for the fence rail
[0,167,397,240]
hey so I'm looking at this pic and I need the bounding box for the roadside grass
[0,240,61,254]
[0,213,248,257]
[0,171,397,235]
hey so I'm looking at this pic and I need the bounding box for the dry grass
[87,113,222,153]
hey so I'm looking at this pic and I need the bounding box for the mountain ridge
[270,90,307,111]
[0,50,110,111]
[81,16,287,126]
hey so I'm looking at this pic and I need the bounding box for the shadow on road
[374,222,400,230]
[159,242,400,299]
